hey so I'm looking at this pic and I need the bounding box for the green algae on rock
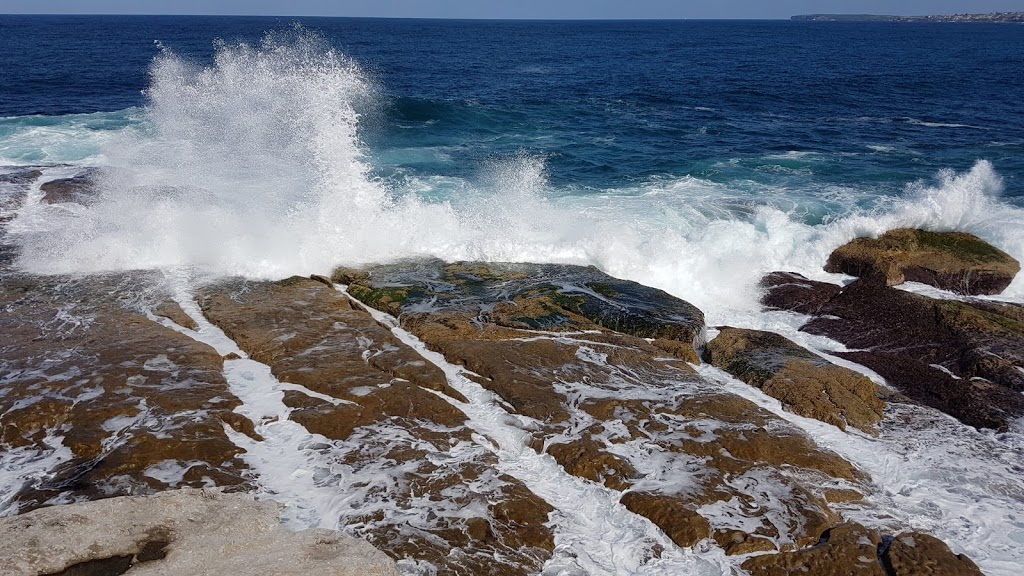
[825,228,1020,295]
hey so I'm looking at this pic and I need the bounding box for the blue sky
[1,0,1023,19]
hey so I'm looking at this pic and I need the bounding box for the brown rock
[825,228,1019,295]
[619,492,711,548]
[547,438,638,491]
[705,327,886,434]
[197,276,555,574]
[0,273,249,513]
[39,171,98,205]
[760,271,843,315]
[714,530,777,555]
[153,300,199,330]
[742,523,885,576]
[883,532,985,576]
[343,260,868,553]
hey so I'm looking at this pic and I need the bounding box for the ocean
[3,15,1024,575]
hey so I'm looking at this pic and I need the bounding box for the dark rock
[825,228,1020,295]
[705,327,886,434]
[39,172,98,205]
[0,168,42,185]
[801,280,1024,431]
[760,271,843,315]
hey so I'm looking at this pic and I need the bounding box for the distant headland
[792,12,1024,23]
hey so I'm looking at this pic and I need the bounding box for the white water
[3,31,1022,328]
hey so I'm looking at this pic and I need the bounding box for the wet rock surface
[884,532,985,576]
[742,523,986,576]
[197,276,554,574]
[0,488,400,576]
[825,228,1020,295]
[705,327,887,434]
[742,523,885,576]
[343,260,868,552]
[0,272,251,515]
[764,273,1024,431]
[38,170,99,205]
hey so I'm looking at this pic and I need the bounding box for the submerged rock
[0,488,400,576]
[824,228,1020,295]
[705,327,886,434]
[760,271,843,315]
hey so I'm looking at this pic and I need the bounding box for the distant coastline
[792,12,1024,23]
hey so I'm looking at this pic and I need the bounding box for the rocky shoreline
[2,167,1022,574]
[792,13,1024,23]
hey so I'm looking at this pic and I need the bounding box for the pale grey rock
[0,488,400,576]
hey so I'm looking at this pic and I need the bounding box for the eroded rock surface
[0,273,251,515]
[0,488,400,576]
[824,228,1019,295]
[38,170,99,205]
[885,532,985,576]
[342,260,867,553]
[197,276,554,574]
[764,273,1024,431]
[742,523,884,576]
[742,523,986,576]
[705,327,886,434]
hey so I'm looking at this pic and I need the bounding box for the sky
[1,0,1023,19]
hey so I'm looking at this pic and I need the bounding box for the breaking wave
[8,29,1024,325]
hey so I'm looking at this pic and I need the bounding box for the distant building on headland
[792,12,1024,23]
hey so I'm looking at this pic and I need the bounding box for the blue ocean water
[3,16,1023,194]
[2,16,1024,320]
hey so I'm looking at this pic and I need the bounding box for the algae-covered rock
[0,488,400,576]
[705,327,886,434]
[825,228,1019,295]
[341,260,707,357]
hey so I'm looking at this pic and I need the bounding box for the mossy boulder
[825,228,1019,295]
